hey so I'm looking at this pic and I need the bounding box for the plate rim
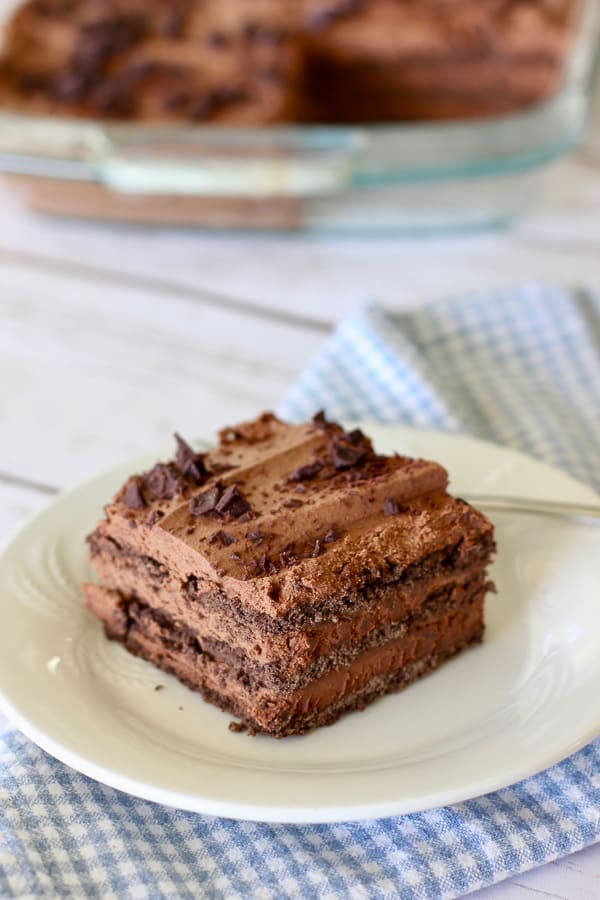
[1,424,599,824]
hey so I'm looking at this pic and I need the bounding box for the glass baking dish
[0,0,597,234]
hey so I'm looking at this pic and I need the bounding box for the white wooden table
[1,85,599,896]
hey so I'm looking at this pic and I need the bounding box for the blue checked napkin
[2,284,600,900]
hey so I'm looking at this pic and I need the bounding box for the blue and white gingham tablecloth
[2,284,600,899]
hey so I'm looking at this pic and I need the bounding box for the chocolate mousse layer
[83,568,490,692]
[84,412,495,737]
[84,577,485,736]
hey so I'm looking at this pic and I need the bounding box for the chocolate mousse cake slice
[0,0,303,122]
[83,413,495,738]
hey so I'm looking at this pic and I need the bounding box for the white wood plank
[0,161,599,329]
[0,258,323,487]
[514,157,600,249]
[557,842,600,879]
[0,78,597,328]
[475,880,565,898]
[3,161,600,316]
[474,843,600,900]
[0,35,596,336]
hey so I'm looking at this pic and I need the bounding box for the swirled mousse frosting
[83,412,496,737]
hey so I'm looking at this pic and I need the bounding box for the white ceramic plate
[1,426,599,824]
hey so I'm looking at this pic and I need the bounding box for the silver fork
[463,495,600,526]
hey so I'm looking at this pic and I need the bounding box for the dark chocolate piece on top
[143,463,181,500]
[174,433,207,484]
[329,429,372,470]
[288,461,323,482]
[215,485,251,518]
[189,483,222,517]
[123,479,146,510]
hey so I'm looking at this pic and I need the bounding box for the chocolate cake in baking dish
[0,0,581,122]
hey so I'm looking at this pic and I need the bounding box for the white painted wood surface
[1,88,599,899]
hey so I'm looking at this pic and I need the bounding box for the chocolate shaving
[190,94,216,121]
[308,0,360,31]
[210,530,235,547]
[252,553,268,575]
[251,553,278,577]
[247,529,263,544]
[143,463,181,500]
[243,528,336,576]
[348,428,372,445]
[288,461,323,482]
[123,479,146,510]
[283,499,303,509]
[329,429,373,470]
[52,70,90,102]
[230,552,242,561]
[163,89,189,112]
[189,483,222,517]
[189,481,252,520]
[215,484,251,518]
[75,16,144,68]
[174,433,207,484]
[383,499,400,516]
[93,80,135,117]
[160,10,184,37]
[295,484,307,494]
[208,30,228,47]
[279,543,299,567]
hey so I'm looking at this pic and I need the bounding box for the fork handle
[463,494,600,525]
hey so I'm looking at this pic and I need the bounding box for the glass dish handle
[98,127,364,198]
